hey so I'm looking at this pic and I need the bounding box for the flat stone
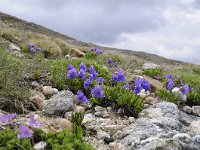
[189,120,200,135]
[144,96,159,105]
[52,118,73,132]
[142,63,160,69]
[34,141,46,150]
[192,106,200,116]
[183,106,192,114]
[42,86,58,96]
[143,75,165,90]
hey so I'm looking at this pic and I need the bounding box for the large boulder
[69,48,85,58]
[143,75,165,90]
[43,90,74,115]
[118,102,196,149]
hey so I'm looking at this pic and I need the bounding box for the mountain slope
[0,12,196,66]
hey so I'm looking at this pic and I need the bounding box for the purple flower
[67,67,77,79]
[108,58,113,65]
[0,114,15,124]
[154,75,162,80]
[79,62,87,71]
[84,79,92,89]
[142,80,150,92]
[67,64,74,71]
[96,77,104,84]
[167,78,174,91]
[27,43,35,47]
[29,114,41,126]
[91,85,104,99]
[17,125,33,139]
[124,83,131,90]
[166,74,173,80]
[38,48,42,51]
[134,77,143,94]
[134,85,143,94]
[77,90,88,103]
[96,49,103,54]
[90,47,96,51]
[112,73,118,83]
[182,84,189,95]
[30,47,35,53]
[89,66,98,79]
[112,70,126,83]
[78,69,86,79]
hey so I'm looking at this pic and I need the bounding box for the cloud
[0,0,199,64]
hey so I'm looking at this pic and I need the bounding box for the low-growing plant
[155,89,180,105]
[143,68,163,79]
[90,82,144,116]
[0,128,94,150]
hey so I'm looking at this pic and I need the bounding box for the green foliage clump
[0,49,32,113]
[0,128,32,150]
[90,83,143,116]
[155,89,180,105]
[49,58,111,91]
[0,128,94,150]
[143,68,163,79]
[84,51,98,60]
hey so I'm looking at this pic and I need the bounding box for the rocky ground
[1,78,200,150]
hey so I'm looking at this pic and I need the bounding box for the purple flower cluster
[124,83,131,90]
[96,77,104,84]
[90,47,103,54]
[0,113,15,124]
[91,85,105,99]
[84,79,92,89]
[77,90,88,103]
[67,65,77,79]
[134,77,150,94]
[112,70,126,83]
[166,74,174,91]
[108,58,113,66]
[182,84,189,95]
[154,75,162,80]
[29,114,41,126]
[89,65,98,80]
[27,43,35,53]
[17,125,33,139]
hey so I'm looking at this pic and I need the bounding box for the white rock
[173,133,191,141]
[183,106,192,114]
[34,141,46,150]
[192,106,200,116]
[9,43,20,52]
[97,131,110,140]
[128,117,135,124]
[189,120,200,135]
[42,86,58,96]
[142,63,160,69]
[172,87,187,102]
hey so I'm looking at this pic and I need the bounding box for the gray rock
[183,106,192,114]
[43,90,74,115]
[42,86,58,96]
[189,121,200,135]
[173,133,191,143]
[120,102,187,149]
[192,106,200,116]
[34,141,46,150]
[179,111,200,126]
[142,63,160,69]
[193,135,200,143]
[97,131,110,140]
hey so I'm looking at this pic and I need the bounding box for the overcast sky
[0,0,200,64]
